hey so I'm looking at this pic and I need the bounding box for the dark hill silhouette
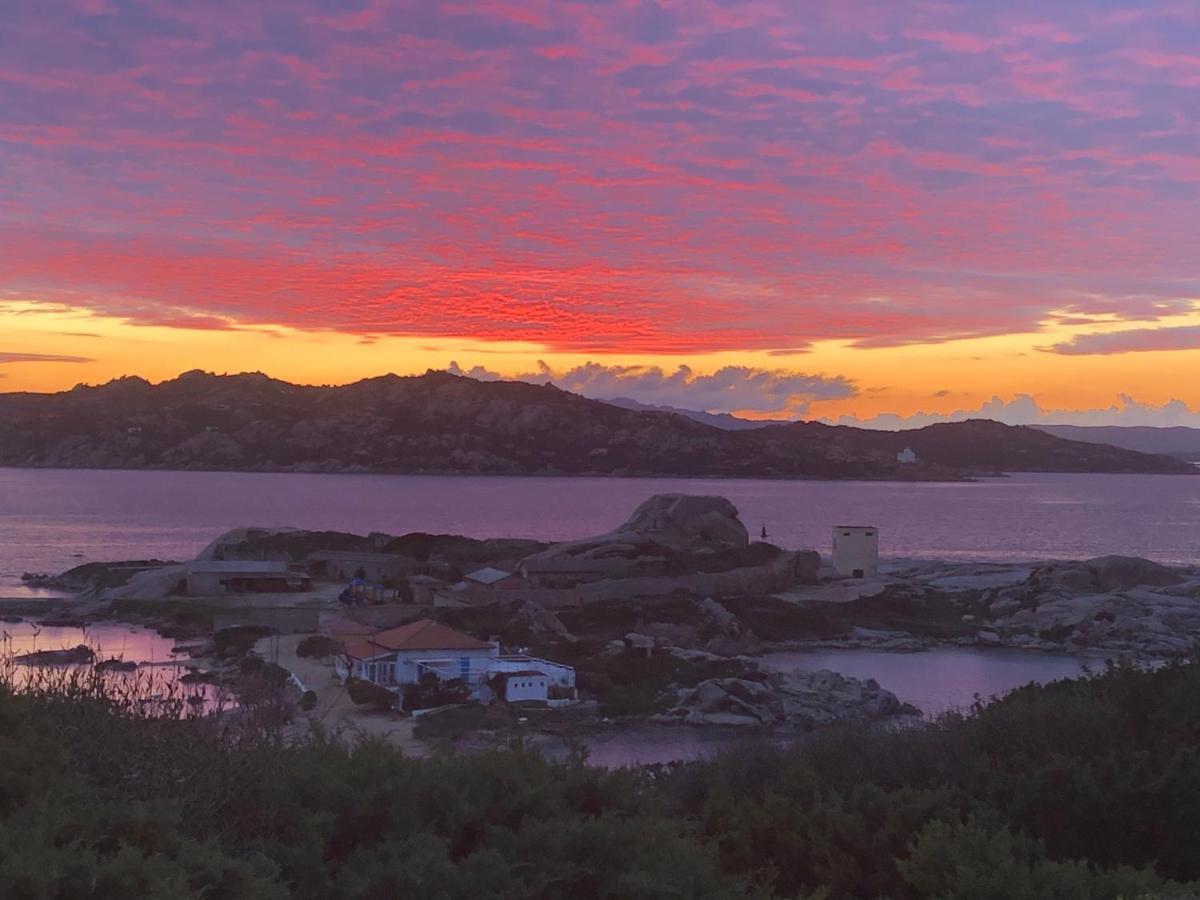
[0,370,1192,478]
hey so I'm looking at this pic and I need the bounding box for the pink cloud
[0,0,1197,356]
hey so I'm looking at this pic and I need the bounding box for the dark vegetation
[4,659,1200,896]
[402,672,471,712]
[1,369,1191,477]
[211,626,275,659]
[345,677,397,712]
[724,586,989,641]
[295,634,341,659]
[583,652,761,717]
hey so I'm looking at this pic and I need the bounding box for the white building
[335,619,497,695]
[333,618,575,703]
[500,671,551,702]
[896,447,918,464]
[832,525,879,578]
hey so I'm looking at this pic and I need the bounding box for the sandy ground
[254,632,425,756]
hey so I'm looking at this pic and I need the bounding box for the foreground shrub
[296,635,341,659]
[4,655,1200,897]
[345,677,396,712]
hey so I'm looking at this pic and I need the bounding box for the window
[865,531,875,537]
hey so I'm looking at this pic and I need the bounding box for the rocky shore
[9,489,1198,755]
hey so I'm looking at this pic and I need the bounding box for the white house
[896,447,918,464]
[832,525,879,578]
[333,618,575,704]
[335,619,498,696]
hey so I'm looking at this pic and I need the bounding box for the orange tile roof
[340,619,492,658]
[341,638,395,661]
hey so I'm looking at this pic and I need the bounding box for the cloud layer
[836,394,1200,430]
[1047,325,1200,355]
[1,1,1199,352]
[447,361,853,414]
[0,352,93,364]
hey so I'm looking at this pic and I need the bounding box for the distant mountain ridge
[1034,425,1200,462]
[604,396,791,430]
[0,370,1192,479]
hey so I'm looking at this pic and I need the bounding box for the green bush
[295,635,340,659]
[6,655,1200,897]
[345,677,396,712]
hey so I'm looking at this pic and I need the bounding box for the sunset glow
[2,1,1198,424]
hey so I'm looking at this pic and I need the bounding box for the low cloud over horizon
[833,394,1200,430]
[446,362,1200,430]
[0,351,93,365]
[447,361,855,416]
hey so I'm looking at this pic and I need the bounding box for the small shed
[408,574,443,605]
[502,670,549,702]
[832,525,879,579]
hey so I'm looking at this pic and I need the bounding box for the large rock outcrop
[526,494,749,568]
[659,668,912,730]
[521,494,811,598]
[980,556,1200,656]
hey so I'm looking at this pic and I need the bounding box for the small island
[11,492,1200,760]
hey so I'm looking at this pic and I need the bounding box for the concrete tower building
[832,525,879,578]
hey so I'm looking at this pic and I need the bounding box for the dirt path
[254,632,425,756]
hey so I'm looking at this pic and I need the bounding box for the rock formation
[659,668,912,729]
[525,494,749,568]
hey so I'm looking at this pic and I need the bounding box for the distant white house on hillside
[897,447,918,464]
[832,525,879,579]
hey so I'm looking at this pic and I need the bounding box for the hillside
[0,370,1192,478]
[1035,424,1200,462]
[605,396,791,430]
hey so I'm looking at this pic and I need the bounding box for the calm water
[0,621,224,711]
[760,648,1106,715]
[576,647,1106,767]
[2,468,1198,595]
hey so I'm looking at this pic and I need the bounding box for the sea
[3,468,1197,594]
[1,467,1195,762]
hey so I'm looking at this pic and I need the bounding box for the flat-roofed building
[185,560,312,595]
[832,525,879,579]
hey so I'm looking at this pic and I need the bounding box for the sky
[1,0,1199,427]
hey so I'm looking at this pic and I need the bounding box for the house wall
[392,647,498,686]
[832,528,879,578]
[505,676,548,702]
[186,572,228,595]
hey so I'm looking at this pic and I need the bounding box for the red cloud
[0,0,1197,354]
